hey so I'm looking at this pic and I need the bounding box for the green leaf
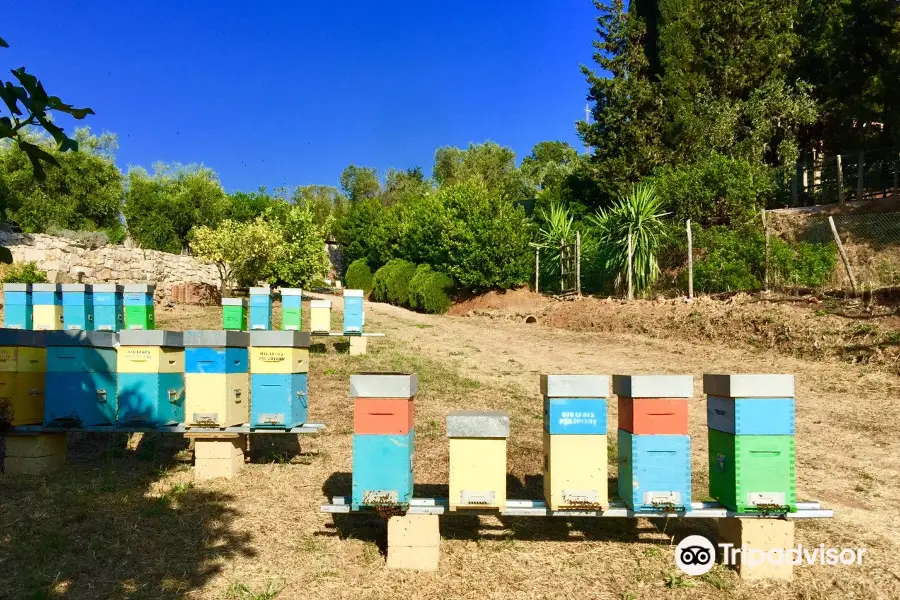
[0,37,8,48]
[0,83,23,115]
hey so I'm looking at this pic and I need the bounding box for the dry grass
[1,298,899,599]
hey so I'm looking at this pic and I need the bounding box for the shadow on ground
[0,432,254,600]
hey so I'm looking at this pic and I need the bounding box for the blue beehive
[281,289,302,309]
[185,347,249,374]
[3,283,33,329]
[707,396,795,436]
[250,373,308,428]
[343,289,364,334]
[617,430,692,511]
[61,284,94,331]
[92,284,124,331]
[544,397,607,434]
[32,283,62,307]
[249,287,273,330]
[123,285,154,306]
[352,429,414,509]
[117,372,184,426]
[43,331,117,427]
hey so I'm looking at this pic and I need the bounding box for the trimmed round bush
[409,264,454,314]
[345,258,374,293]
[372,259,416,305]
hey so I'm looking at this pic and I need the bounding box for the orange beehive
[618,397,688,435]
[354,398,415,435]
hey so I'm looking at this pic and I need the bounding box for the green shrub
[44,226,110,249]
[345,258,374,293]
[372,259,416,305]
[2,261,49,284]
[408,265,454,314]
[769,239,837,288]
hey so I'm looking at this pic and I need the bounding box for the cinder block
[348,336,367,356]
[387,514,440,547]
[5,433,67,458]
[541,374,610,398]
[612,375,693,398]
[717,518,795,581]
[183,330,250,348]
[386,545,440,571]
[194,453,244,481]
[703,374,794,398]
[4,454,66,475]
[446,410,510,438]
[249,330,311,348]
[194,436,246,459]
[350,373,417,398]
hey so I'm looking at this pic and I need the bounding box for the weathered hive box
[702,374,795,398]
[43,331,118,427]
[541,374,610,399]
[222,298,248,331]
[3,283,33,329]
[343,289,365,334]
[612,374,694,399]
[116,330,185,426]
[184,331,249,427]
[249,287,273,330]
[309,299,331,333]
[61,284,94,331]
[123,284,155,330]
[706,396,795,435]
[614,375,691,435]
[708,429,796,513]
[352,429,415,509]
[350,373,418,398]
[543,431,608,510]
[447,410,510,510]
[249,331,311,428]
[32,284,63,330]
[617,430,692,512]
[354,398,414,435]
[281,288,303,330]
[0,330,46,426]
[92,284,124,331]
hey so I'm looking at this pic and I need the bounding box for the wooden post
[534,248,540,294]
[836,154,844,206]
[857,150,865,202]
[894,158,898,202]
[560,242,565,292]
[686,219,693,300]
[791,169,799,205]
[828,216,857,295]
[762,209,770,291]
[575,232,582,297]
[626,232,634,301]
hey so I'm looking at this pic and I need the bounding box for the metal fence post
[836,154,844,206]
[627,232,634,301]
[762,209,770,291]
[535,248,540,294]
[575,232,581,297]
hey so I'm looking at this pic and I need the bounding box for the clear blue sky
[6,1,598,193]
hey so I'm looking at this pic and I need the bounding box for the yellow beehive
[9,372,45,425]
[249,347,309,374]
[117,346,185,373]
[0,346,17,372]
[184,373,249,427]
[448,438,507,510]
[310,300,331,333]
[543,432,609,510]
[16,347,47,373]
[33,305,64,330]
[0,372,14,416]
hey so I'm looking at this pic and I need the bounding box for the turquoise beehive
[249,287,273,330]
[61,284,94,331]
[3,283,33,329]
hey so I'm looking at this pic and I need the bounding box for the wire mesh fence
[780,147,900,208]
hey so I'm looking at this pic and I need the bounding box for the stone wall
[0,232,220,303]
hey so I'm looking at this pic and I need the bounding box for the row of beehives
[221,288,365,334]
[350,373,797,514]
[3,283,155,331]
[0,329,312,430]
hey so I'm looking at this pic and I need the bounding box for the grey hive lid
[60,284,92,292]
[92,284,123,293]
[118,330,184,347]
[446,410,510,438]
[44,330,118,348]
[249,287,272,295]
[31,283,61,292]
[183,330,250,348]
[280,288,303,296]
[221,297,248,306]
[249,330,311,348]
[703,374,795,398]
[612,375,694,398]
[3,283,31,292]
[350,373,418,398]
[123,284,154,293]
[540,374,610,398]
[0,329,45,347]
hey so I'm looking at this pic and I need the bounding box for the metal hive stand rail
[7,423,326,434]
[322,497,833,520]
[309,332,385,337]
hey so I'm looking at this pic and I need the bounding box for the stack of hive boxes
[541,374,610,510]
[447,410,510,511]
[43,331,118,427]
[249,331,310,428]
[61,284,93,330]
[704,374,796,513]
[310,299,331,333]
[351,373,417,509]
[184,331,250,427]
[222,298,248,331]
[0,330,46,426]
[32,283,63,330]
[116,331,185,427]
[614,375,693,512]
[3,283,32,329]
[281,288,303,330]
[249,287,273,330]
[93,284,124,331]
[124,284,155,330]
[343,290,364,334]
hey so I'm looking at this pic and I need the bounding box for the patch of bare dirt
[448,287,551,316]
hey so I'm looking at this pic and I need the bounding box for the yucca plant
[532,202,576,292]
[588,183,668,297]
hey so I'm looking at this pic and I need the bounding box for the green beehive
[708,428,796,513]
[124,305,155,330]
[281,288,302,331]
[222,298,248,331]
